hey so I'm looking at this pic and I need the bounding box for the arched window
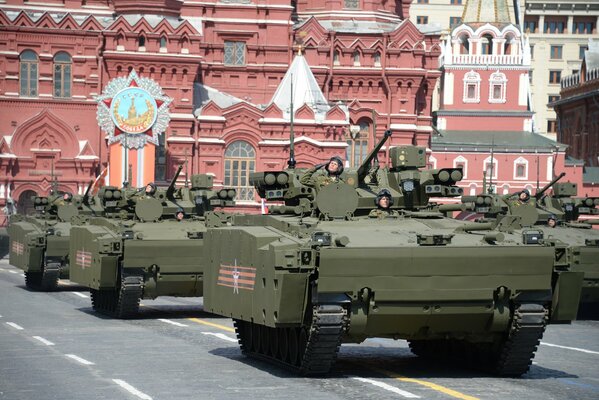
[458,34,470,54]
[481,34,493,55]
[374,51,381,67]
[463,70,481,103]
[53,52,71,98]
[453,155,468,179]
[488,70,507,103]
[514,156,528,180]
[346,120,370,167]
[138,35,146,50]
[159,36,167,51]
[484,156,498,181]
[352,51,360,66]
[17,189,38,215]
[333,50,340,65]
[20,50,38,97]
[224,140,256,201]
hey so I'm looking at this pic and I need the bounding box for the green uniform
[300,167,343,190]
[368,208,399,219]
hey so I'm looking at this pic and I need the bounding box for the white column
[0,184,5,199]
[567,15,574,34]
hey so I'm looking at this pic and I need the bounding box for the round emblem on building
[110,87,158,135]
[95,70,171,149]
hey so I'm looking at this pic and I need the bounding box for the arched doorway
[17,190,37,215]
[224,140,256,201]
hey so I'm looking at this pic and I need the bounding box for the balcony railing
[450,54,523,65]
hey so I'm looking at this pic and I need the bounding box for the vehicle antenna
[287,73,296,169]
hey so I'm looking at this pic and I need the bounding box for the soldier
[145,182,157,196]
[56,192,73,206]
[175,208,185,222]
[504,188,531,209]
[300,156,345,190]
[547,214,558,228]
[369,189,399,219]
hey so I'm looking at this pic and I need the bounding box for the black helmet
[520,189,530,201]
[175,208,185,218]
[375,189,394,207]
[145,182,157,195]
[325,156,344,176]
[548,214,558,224]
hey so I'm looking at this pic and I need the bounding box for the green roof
[432,130,567,152]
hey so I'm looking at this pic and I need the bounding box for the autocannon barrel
[356,129,392,183]
[536,172,566,199]
[166,165,184,198]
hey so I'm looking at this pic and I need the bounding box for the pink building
[431,0,588,197]
[0,0,441,222]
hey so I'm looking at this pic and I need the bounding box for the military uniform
[368,208,399,219]
[300,167,343,190]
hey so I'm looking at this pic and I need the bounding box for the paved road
[1,258,599,400]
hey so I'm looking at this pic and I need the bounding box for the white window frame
[453,155,468,179]
[489,70,507,103]
[427,155,437,169]
[483,156,498,180]
[463,70,481,103]
[513,156,528,180]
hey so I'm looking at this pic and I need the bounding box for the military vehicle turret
[203,130,559,376]
[68,167,236,318]
[8,182,99,290]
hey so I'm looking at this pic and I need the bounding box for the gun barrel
[455,221,495,232]
[82,179,94,202]
[438,203,470,213]
[357,129,392,182]
[536,172,566,199]
[166,165,184,198]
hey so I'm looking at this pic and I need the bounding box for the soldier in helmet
[145,182,157,196]
[369,189,399,219]
[175,208,185,222]
[56,192,73,206]
[547,214,558,228]
[300,156,345,190]
[504,188,532,209]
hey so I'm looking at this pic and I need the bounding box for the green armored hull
[202,131,567,376]
[67,171,235,318]
[69,218,206,300]
[8,216,71,290]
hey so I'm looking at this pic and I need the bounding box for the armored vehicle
[68,168,236,318]
[203,131,559,376]
[8,184,99,290]
[457,178,597,319]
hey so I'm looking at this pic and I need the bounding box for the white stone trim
[483,156,498,180]
[513,156,529,180]
[443,72,454,106]
[259,136,347,148]
[463,70,480,103]
[488,70,507,104]
[197,138,226,144]
[196,115,226,122]
[167,137,196,143]
[453,155,468,179]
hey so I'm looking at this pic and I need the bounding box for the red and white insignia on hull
[76,249,92,269]
[217,264,256,293]
[11,241,24,255]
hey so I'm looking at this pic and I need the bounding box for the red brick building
[0,0,441,222]
[431,0,590,197]
[553,39,599,195]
